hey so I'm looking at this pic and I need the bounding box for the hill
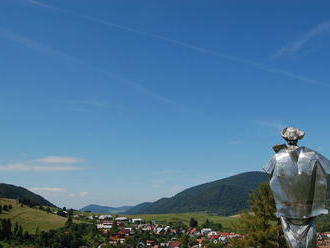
[0,198,67,233]
[80,204,133,214]
[126,171,268,215]
[0,183,55,207]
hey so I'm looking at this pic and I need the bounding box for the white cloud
[0,156,85,172]
[274,20,330,57]
[30,187,66,193]
[78,192,89,197]
[68,192,89,198]
[33,156,84,164]
[0,163,82,172]
[19,1,330,89]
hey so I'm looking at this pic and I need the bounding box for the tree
[201,219,223,231]
[231,183,286,248]
[65,212,73,227]
[189,217,198,228]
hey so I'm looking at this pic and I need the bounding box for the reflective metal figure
[264,127,330,248]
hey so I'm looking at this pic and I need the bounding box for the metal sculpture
[264,127,330,248]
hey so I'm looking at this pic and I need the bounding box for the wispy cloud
[30,187,88,198]
[69,191,89,198]
[274,20,330,57]
[33,156,84,164]
[78,191,88,197]
[0,163,82,172]
[255,120,286,130]
[23,0,330,89]
[0,27,184,109]
[0,156,85,172]
[30,187,66,193]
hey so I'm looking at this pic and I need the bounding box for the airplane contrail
[25,0,330,89]
[0,27,185,109]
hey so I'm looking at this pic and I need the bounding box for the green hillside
[127,212,238,230]
[127,171,330,216]
[0,198,67,233]
[126,171,269,215]
[0,183,55,207]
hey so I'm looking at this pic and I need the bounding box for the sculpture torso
[264,146,330,219]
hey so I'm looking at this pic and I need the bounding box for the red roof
[169,241,181,248]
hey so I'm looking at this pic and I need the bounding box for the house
[115,216,128,222]
[188,228,201,236]
[168,241,181,248]
[96,222,112,229]
[117,228,130,238]
[201,228,212,235]
[146,240,155,246]
[99,215,113,220]
[208,231,220,239]
[131,218,144,224]
[155,227,164,234]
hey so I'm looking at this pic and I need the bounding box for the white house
[98,215,113,220]
[201,228,212,235]
[115,217,128,222]
[131,218,144,224]
[97,222,113,229]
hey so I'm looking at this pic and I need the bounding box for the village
[89,214,241,247]
[82,214,330,248]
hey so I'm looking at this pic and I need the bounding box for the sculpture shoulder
[300,146,329,160]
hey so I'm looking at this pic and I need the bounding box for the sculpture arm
[263,157,276,176]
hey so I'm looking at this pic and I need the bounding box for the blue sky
[1,0,330,209]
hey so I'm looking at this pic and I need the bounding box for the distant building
[99,215,113,220]
[115,217,128,222]
[201,228,212,234]
[168,241,181,248]
[131,218,144,224]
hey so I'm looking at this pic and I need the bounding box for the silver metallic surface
[264,146,330,219]
[280,217,316,248]
[264,127,330,248]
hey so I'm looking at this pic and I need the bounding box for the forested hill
[126,171,269,216]
[0,183,55,207]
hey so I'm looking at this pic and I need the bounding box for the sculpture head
[281,127,305,146]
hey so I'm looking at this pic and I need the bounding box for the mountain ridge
[0,183,55,207]
[125,171,269,215]
[80,204,133,214]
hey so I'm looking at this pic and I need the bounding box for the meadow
[126,212,239,230]
[0,198,68,234]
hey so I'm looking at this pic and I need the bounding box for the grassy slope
[126,212,238,230]
[0,198,67,234]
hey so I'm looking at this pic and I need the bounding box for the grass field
[126,212,239,230]
[0,198,68,234]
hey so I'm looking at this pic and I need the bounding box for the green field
[0,197,239,235]
[0,198,68,234]
[126,212,239,230]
